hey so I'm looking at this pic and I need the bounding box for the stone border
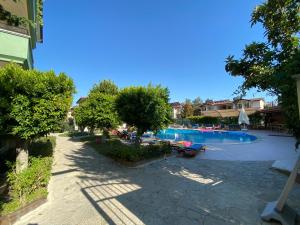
[0,197,47,225]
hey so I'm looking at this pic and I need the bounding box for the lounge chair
[213,124,221,130]
[116,130,129,139]
[170,141,191,151]
[180,143,206,157]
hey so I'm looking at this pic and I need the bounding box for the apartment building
[201,98,265,117]
[170,98,265,118]
[0,0,42,68]
[170,102,182,119]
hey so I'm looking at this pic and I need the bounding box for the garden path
[15,136,300,225]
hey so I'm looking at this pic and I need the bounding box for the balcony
[0,20,29,36]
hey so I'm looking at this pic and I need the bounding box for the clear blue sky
[34,0,273,104]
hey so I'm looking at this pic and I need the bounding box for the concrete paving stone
[13,132,300,225]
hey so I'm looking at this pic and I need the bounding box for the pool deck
[195,130,299,161]
[15,135,300,225]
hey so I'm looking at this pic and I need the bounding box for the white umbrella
[238,106,250,126]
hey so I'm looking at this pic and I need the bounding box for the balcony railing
[0,20,28,36]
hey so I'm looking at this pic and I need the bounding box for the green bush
[1,157,52,215]
[188,116,220,125]
[249,112,263,126]
[28,136,56,157]
[8,157,52,203]
[173,118,191,126]
[59,119,75,133]
[0,188,47,216]
[220,117,238,125]
[59,131,90,137]
[89,139,171,162]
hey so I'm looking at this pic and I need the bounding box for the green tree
[74,99,93,132]
[225,0,300,137]
[181,99,193,118]
[89,79,118,96]
[88,92,120,136]
[192,97,203,116]
[74,80,120,137]
[0,64,75,172]
[115,85,172,138]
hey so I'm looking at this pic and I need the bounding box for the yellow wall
[0,0,28,19]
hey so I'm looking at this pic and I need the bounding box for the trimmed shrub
[173,118,192,127]
[89,139,171,162]
[7,157,52,203]
[1,157,52,215]
[188,116,220,125]
[59,131,90,138]
[28,136,56,157]
[0,137,55,216]
[220,117,238,125]
[249,112,263,126]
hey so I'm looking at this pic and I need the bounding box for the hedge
[187,116,220,125]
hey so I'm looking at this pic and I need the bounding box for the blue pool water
[156,129,257,144]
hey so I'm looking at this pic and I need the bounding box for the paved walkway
[15,136,300,225]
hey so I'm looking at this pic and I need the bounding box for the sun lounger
[116,130,129,139]
[170,141,191,150]
[180,143,206,157]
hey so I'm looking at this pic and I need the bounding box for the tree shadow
[64,139,300,225]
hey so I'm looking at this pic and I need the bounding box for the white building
[201,98,265,118]
[202,98,265,111]
[170,102,182,119]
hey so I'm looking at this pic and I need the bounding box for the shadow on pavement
[64,139,300,225]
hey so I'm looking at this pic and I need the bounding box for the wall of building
[0,0,39,69]
[0,0,29,20]
[173,108,180,119]
[250,100,264,109]
[0,31,32,68]
[206,105,220,111]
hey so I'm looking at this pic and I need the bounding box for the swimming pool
[156,129,257,144]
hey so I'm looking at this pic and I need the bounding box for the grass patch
[85,138,171,163]
[0,188,47,216]
[0,137,55,216]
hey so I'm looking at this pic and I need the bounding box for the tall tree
[74,99,94,133]
[181,99,193,118]
[89,79,119,96]
[0,64,75,172]
[225,0,300,137]
[115,85,172,138]
[193,97,203,116]
[74,80,120,137]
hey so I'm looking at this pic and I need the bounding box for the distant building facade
[76,97,87,105]
[201,98,265,117]
[0,0,42,68]
[170,102,182,119]
[171,98,266,119]
[202,98,265,111]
